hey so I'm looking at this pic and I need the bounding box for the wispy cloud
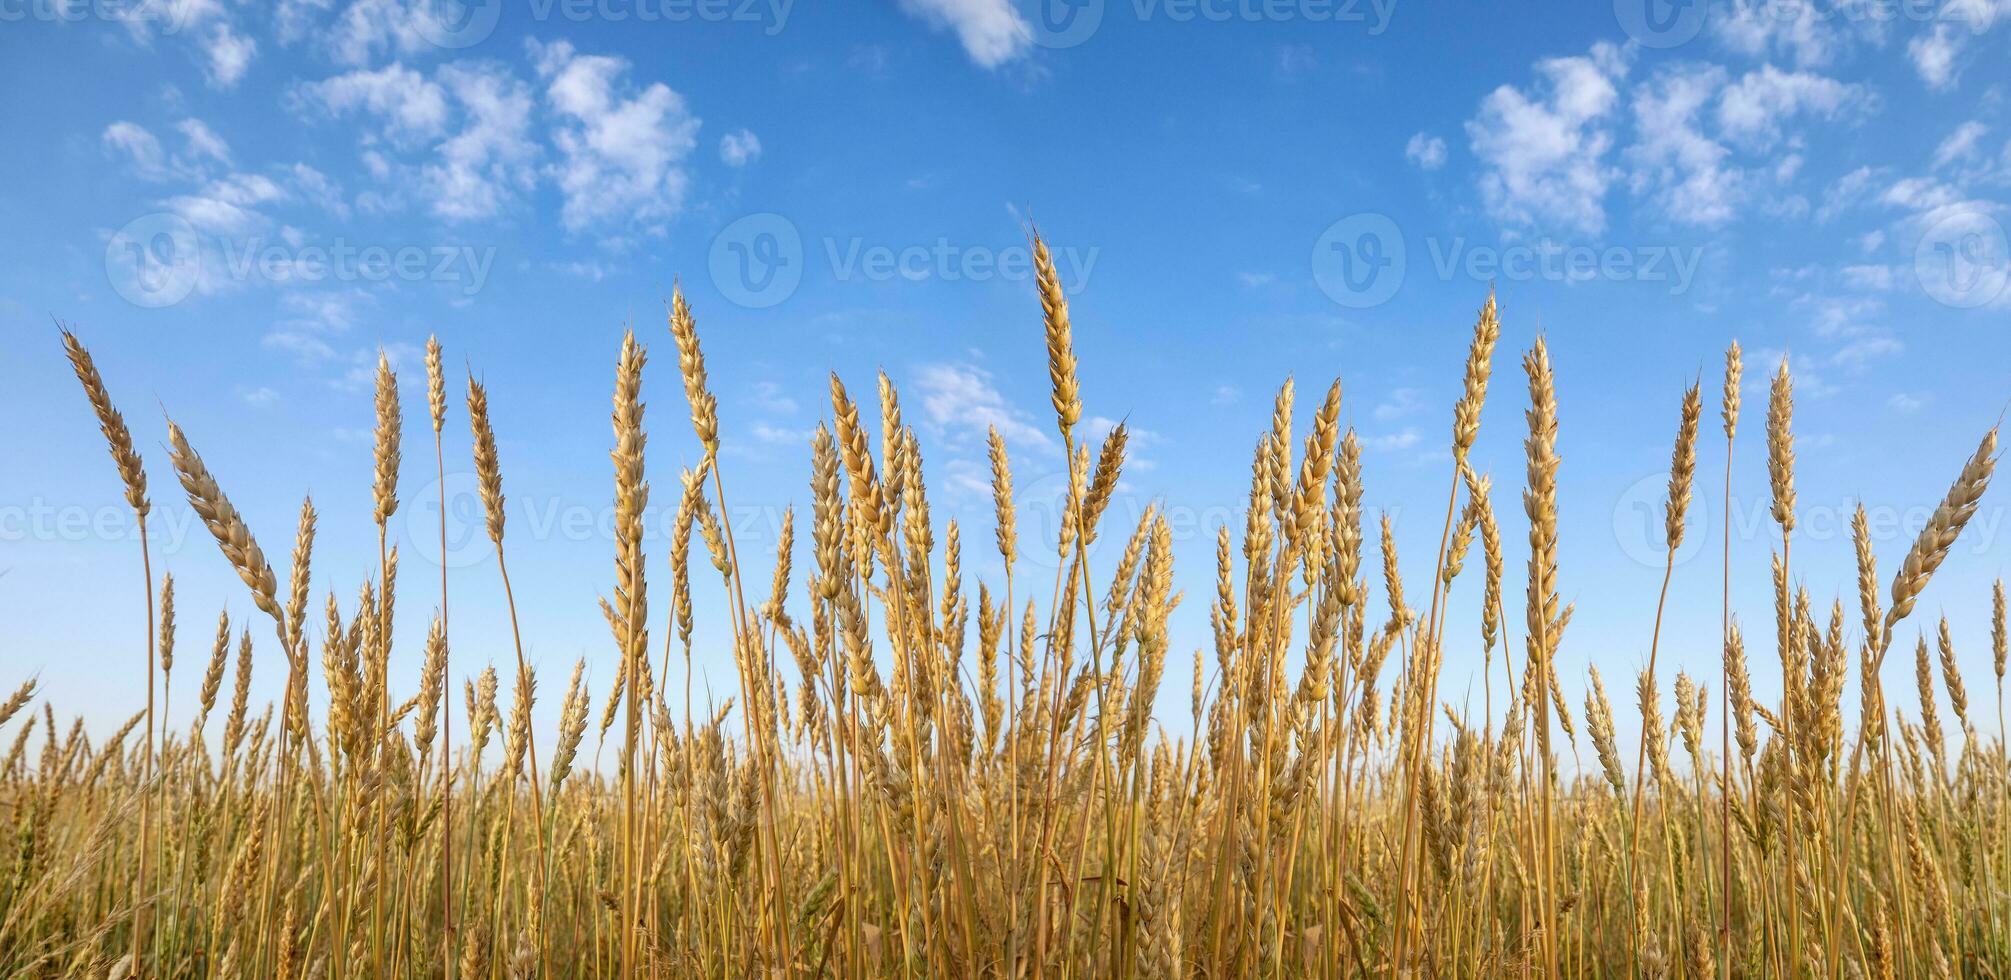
[894,0,1028,69]
[914,362,1052,451]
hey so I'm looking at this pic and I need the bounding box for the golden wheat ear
[0,678,35,729]
[166,420,283,628]
[1881,426,1998,650]
[61,327,151,519]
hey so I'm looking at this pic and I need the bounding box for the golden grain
[26,278,2011,980]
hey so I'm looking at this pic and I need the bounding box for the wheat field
[9,231,2009,978]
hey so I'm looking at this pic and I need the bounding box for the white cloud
[533,40,702,234]
[1236,271,1276,288]
[115,0,224,39]
[105,119,239,184]
[751,422,816,446]
[266,288,377,361]
[201,172,287,210]
[1933,120,1989,169]
[1612,63,1854,226]
[1744,291,1907,401]
[1713,0,1846,67]
[1404,132,1447,171]
[299,64,450,142]
[1887,392,1925,414]
[1365,428,1421,453]
[1276,44,1318,75]
[300,62,536,222]
[1467,43,1628,234]
[1831,335,1903,368]
[1815,166,1876,223]
[201,23,256,89]
[1906,2,2005,90]
[102,122,362,304]
[1715,66,1860,149]
[1907,1,2011,90]
[1877,174,2011,308]
[720,129,762,167]
[428,64,538,221]
[1748,348,1841,399]
[286,164,349,217]
[241,386,281,406]
[176,118,231,166]
[550,259,612,281]
[1763,193,1811,221]
[1373,387,1424,422]
[751,380,798,416]
[1211,385,1240,406]
[895,0,1029,69]
[109,0,254,89]
[1839,264,1897,290]
[913,362,1052,451]
[275,0,333,45]
[1805,294,1885,340]
[1081,416,1161,455]
[1627,64,1739,227]
[333,341,424,392]
[941,457,997,501]
[161,192,260,236]
[1909,28,1961,89]
[103,122,172,181]
[1790,293,1905,376]
[1880,175,1965,213]
[327,0,455,66]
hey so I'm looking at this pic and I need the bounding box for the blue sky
[4,0,2011,753]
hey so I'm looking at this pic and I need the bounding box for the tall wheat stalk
[425,335,455,978]
[1719,340,1741,977]
[35,274,2011,980]
[1626,380,1699,971]
[60,329,155,978]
